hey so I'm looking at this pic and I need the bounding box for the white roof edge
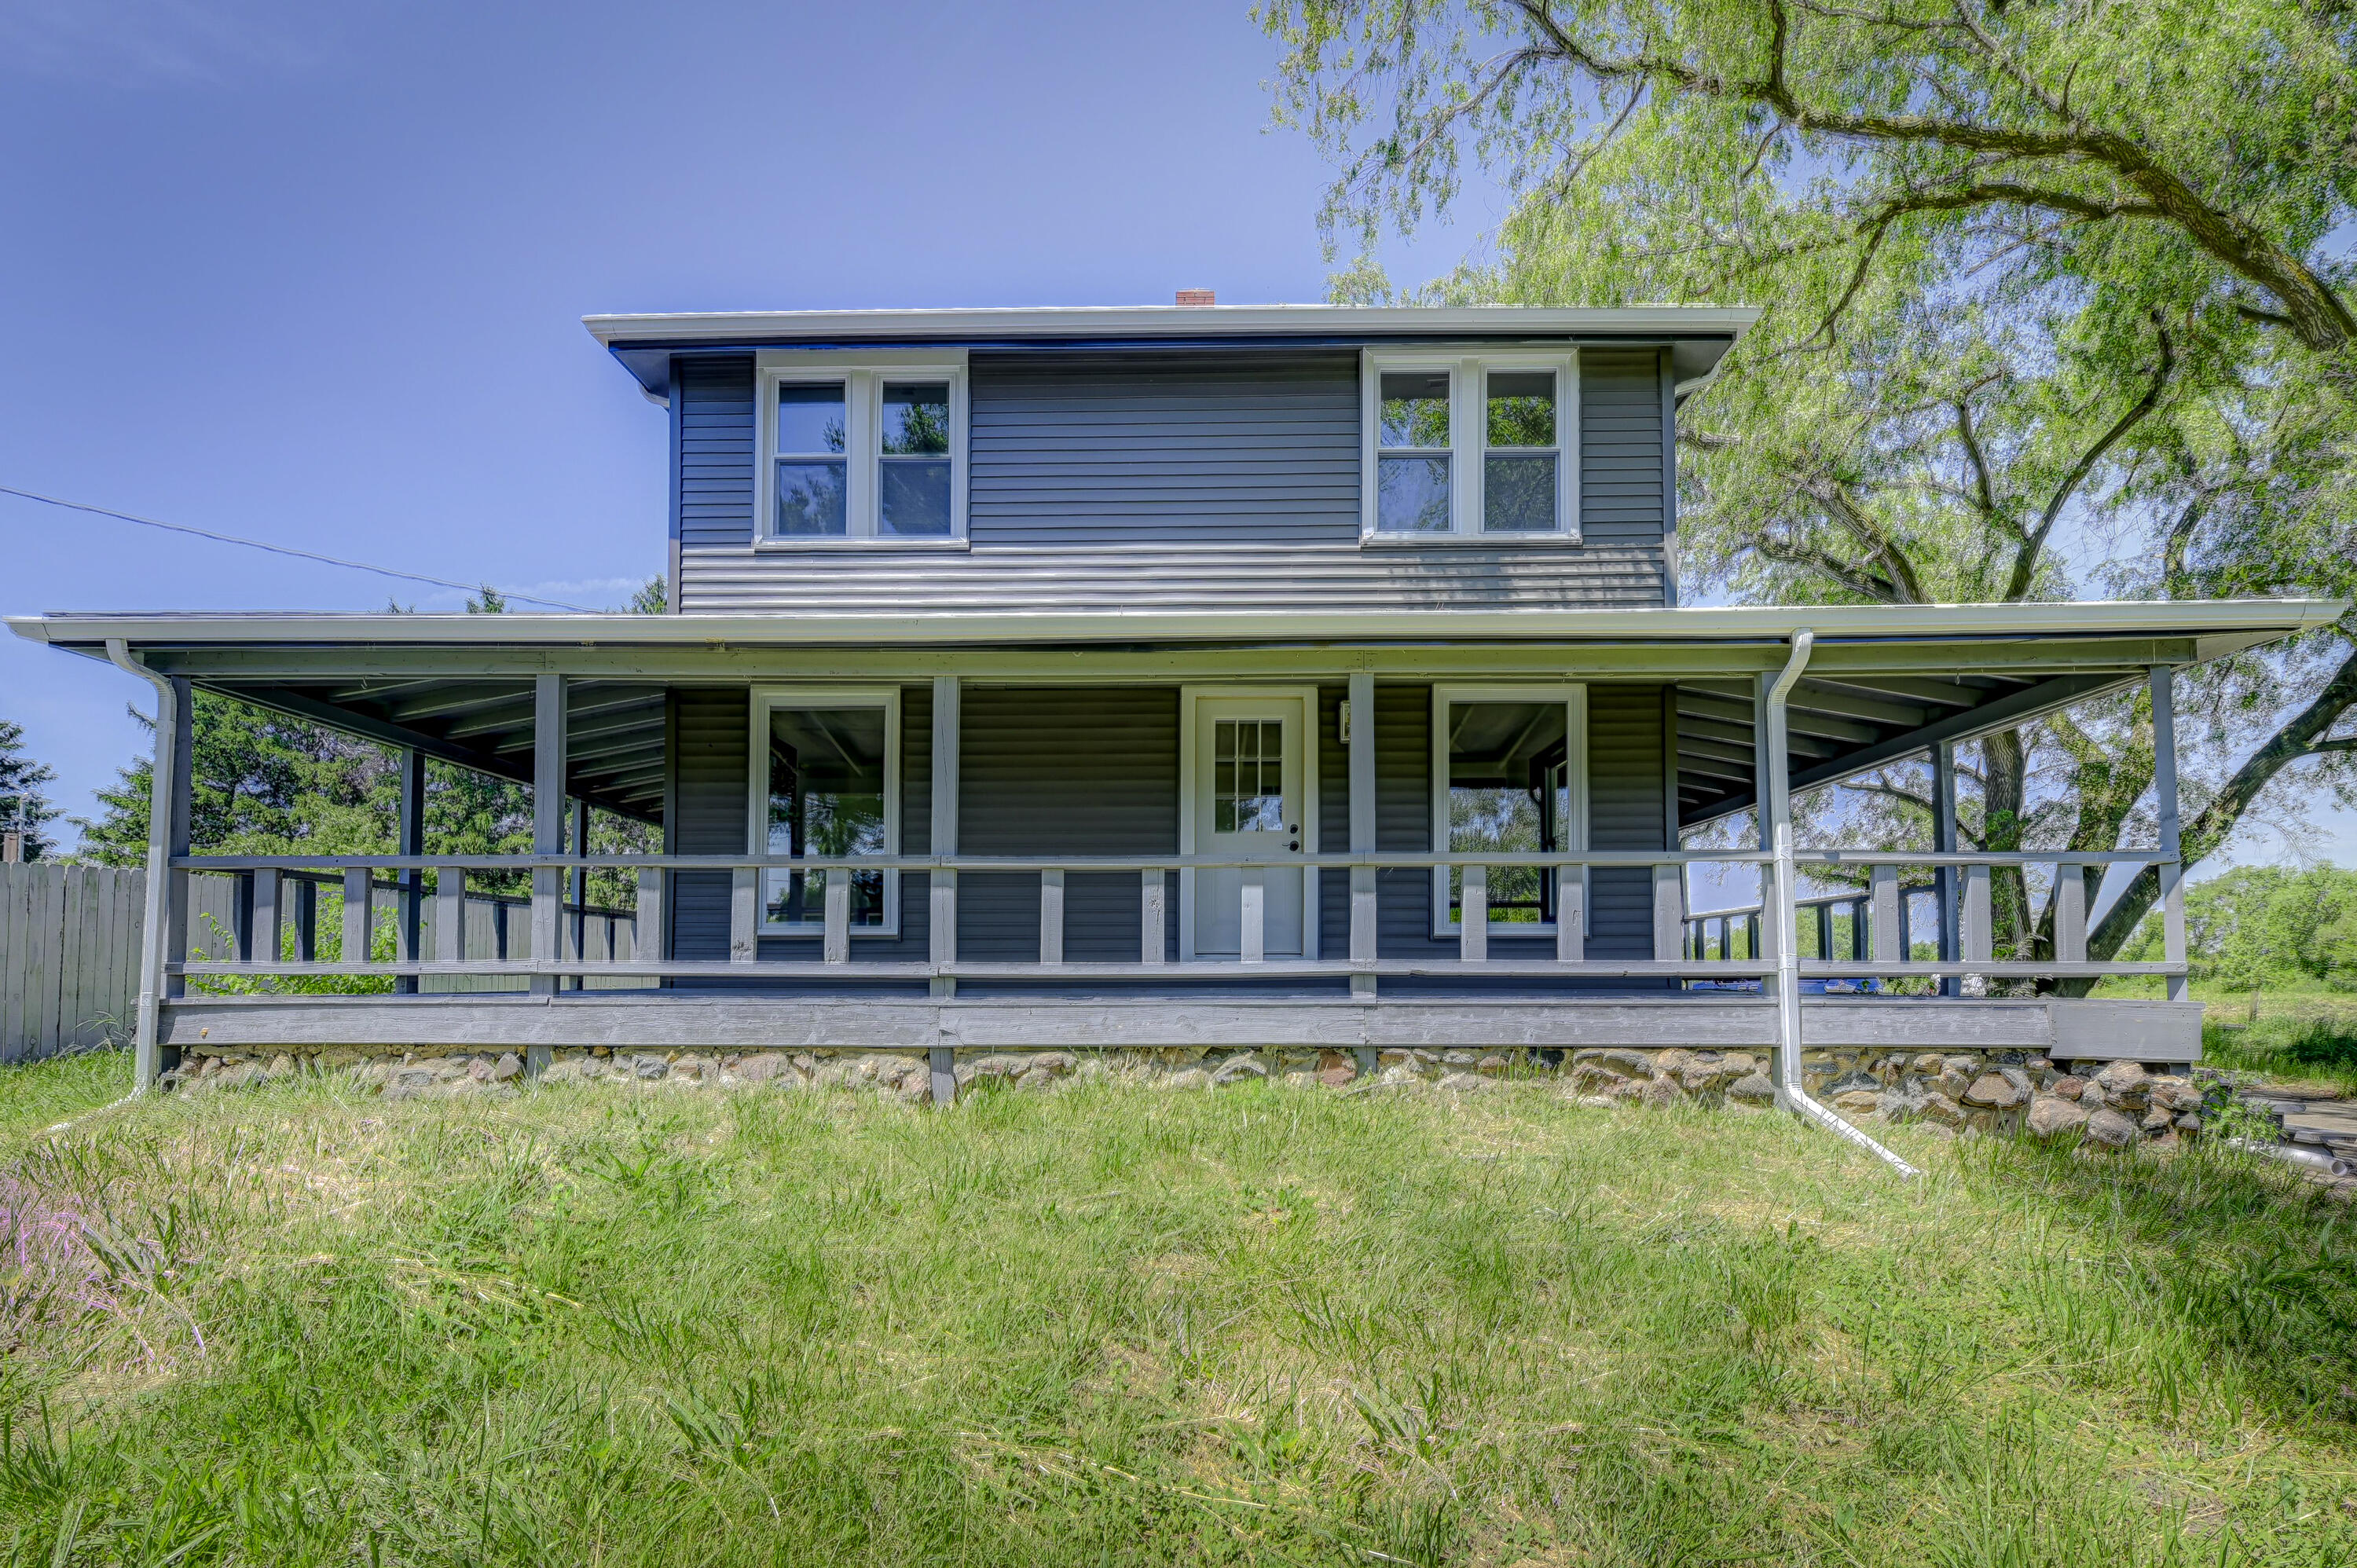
[9,599,2341,650]
[581,303,1766,346]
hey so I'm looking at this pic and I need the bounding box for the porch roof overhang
[12,598,2343,831]
[581,303,1763,402]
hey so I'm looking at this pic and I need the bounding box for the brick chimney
[1175,288,1215,307]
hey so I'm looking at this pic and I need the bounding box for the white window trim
[1177,684,1321,962]
[746,684,902,937]
[754,348,970,548]
[1361,348,1581,543]
[1430,683,1587,938]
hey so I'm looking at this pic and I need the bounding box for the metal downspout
[1765,631,1922,1178]
[105,638,178,1094]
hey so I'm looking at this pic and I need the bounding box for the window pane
[776,383,846,454]
[765,705,889,928]
[1376,453,1452,532]
[1448,700,1568,924]
[880,457,952,536]
[1379,370,1450,447]
[1213,719,1284,833]
[775,460,848,536]
[1486,371,1555,448]
[882,382,950,455]
[1484,452,1559,532]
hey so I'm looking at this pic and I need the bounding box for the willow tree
[1265,0,2357,971]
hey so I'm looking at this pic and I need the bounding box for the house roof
[582,304,1765,401]
[13,599,2340,830]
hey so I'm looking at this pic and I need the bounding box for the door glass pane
[1376,453,1452,532]
[776,383,847,454]
[1379,371,1450,446]
[765,705,889,927]
[1213,720,1285,832]
[1486,370,1555,446]
[1447,700,1568,925]
[775,460,848,536]
[1484,452,1558,531]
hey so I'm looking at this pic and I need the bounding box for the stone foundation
[160,1043,2201,1145]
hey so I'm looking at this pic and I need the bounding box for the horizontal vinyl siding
[678,357,755,550]
[678,543,1666,614]
[968,352,1359,544]
[1585,683,1668,963]
[1579,350,1666,548]
[957,687,1178,965]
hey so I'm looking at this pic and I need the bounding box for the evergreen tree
[0,715,62,859]
[628,574,668,615]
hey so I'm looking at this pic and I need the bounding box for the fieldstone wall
[162,1042,2201,1146]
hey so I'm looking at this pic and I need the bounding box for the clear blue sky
[0,0,1493,842]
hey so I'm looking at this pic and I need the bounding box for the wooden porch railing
[164,848,2187,989]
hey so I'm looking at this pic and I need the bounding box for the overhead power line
[0,484,597,612]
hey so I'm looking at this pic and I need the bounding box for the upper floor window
[757,351,967,544]
[1362,350,1578,540]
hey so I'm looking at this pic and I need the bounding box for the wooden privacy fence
[1,862,144,1062]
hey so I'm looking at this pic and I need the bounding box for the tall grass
[2203,1017,2357,1096]
[1,1060,2352,1565]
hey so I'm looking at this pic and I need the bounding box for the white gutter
[104,638,178,1094]
[1765,630,1923,1178]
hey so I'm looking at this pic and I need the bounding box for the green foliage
[2123,864,2357,991]
[0,715,61,859]
[1,1075,2353,1563]
[627,573,668,615]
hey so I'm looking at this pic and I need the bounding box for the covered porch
[12,600,2337,1096]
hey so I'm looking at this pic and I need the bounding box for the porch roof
[11,598,2342,830]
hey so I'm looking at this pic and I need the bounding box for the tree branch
[2002,323,2173,600]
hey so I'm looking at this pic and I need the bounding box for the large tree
[1266,0,2357,973]
[0,715,63,859]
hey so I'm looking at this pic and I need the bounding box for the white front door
[1189,695,1309,958]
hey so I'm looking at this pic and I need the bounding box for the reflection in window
[1483,370,1559,533]
[879,381,952,536]
[765,705,888,928]
[1446,700,1570,925]
[1377,369,1452,532]
[1213,720,1285,833]
[775,383,848,536]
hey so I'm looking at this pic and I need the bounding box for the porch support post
[530,674,565,995]
[569,797,590,987]
[394,749,424,995]
[930,675,959,999]
[2150,665,2190,1002]
[1933,742,1959,995]
[105,641,186,1092]
[1347,671,1377,995]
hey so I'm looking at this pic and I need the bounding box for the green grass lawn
[4,1057,2355,1566]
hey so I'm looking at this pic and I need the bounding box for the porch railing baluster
[1038,869,1064,965]
[1963,864,1992,967]
[293,875,317,962]
[823,871,851,965]
[1240,866,1266,965]
[1140,868,1166,965]
[1869,865,1901,965]
[251,867,280,966]
[1650,862,1681,962]
[1459,863,1486,962]
[1556,864,1583,963]
[728,868,760,965]
[2055,859,2088,963]
[636,869,666,970]
[341,867,371,969]
[435,864,466,970]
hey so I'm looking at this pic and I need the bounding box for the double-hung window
[757,352,967,544]
[750,687,901,936]
[1363,350,1578,540]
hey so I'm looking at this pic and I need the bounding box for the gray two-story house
[12,302,2336,1127]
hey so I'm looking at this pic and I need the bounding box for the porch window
[1363,350,1578,540]
[1431,686,1586,936]
[752,688,900,936]
[757,353,967,544]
